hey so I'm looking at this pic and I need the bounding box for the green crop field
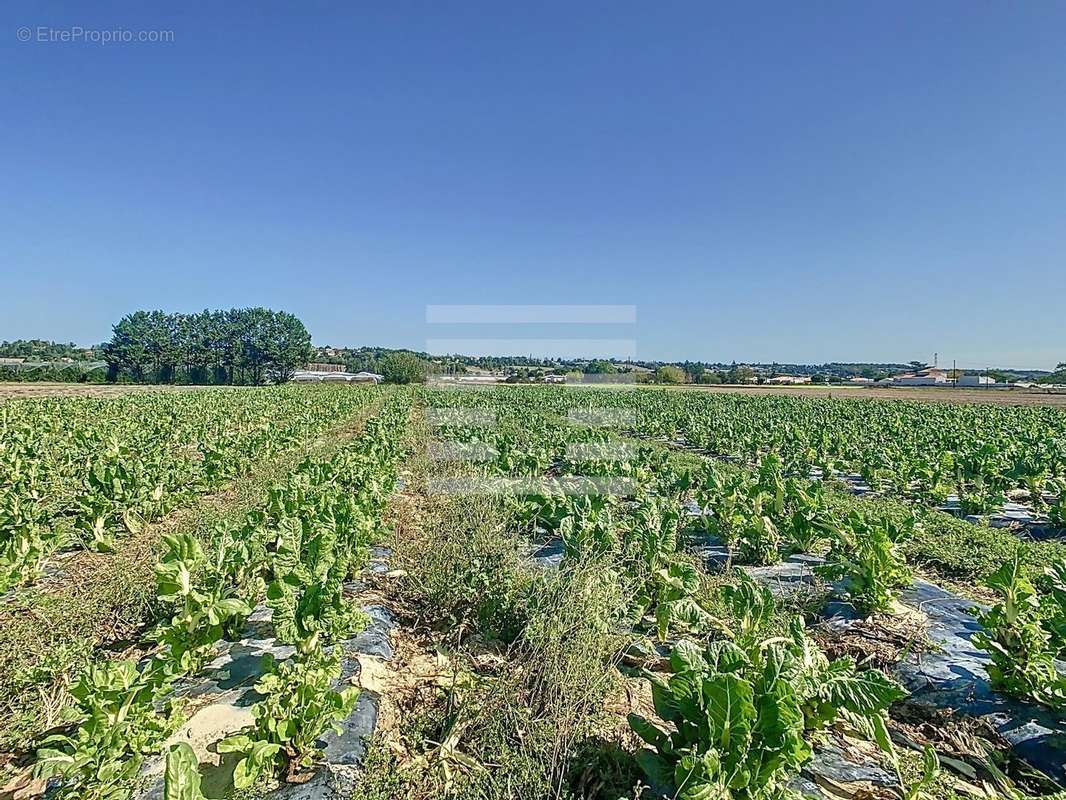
[3,384,1065,800]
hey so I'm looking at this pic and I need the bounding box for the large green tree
[261,311,313,383]
[380,352,428,384]
[584,360,617,374]
[103,307,313,385]
[655,365,686,384]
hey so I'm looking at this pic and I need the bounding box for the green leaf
[821,659,907,716]
[703,674,755,754]
[215,734,252,754]
[628,714,670,750]
[634,749,675,790]
[164,743,206,800]
[670,640,706,673]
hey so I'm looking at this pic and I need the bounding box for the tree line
[0,339,103,361]
[103,308,312,384]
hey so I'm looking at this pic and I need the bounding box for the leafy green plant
[266,516,369,648]
[816,511,915,615]
[559,497,620,561]
[1041,558,1066,652]
[0,520,50,592]
[693,465,750,538]
[1050,495,1066,529]
[972,554,1066,707]
[629,565,904,800]
[902,746,941,800]
[781,479,837,554]
[782,618,906,735]
[218,645,359,788]
[734,509,781,566]
[153,532,253,678]
[628,627,903,800]
[622,497,716,640]
[35,659,179,800]
[718,572,776,649]
[508,490,572,533]
[632,642,810,800]
[633,559,713,641]
[694,462,783,565]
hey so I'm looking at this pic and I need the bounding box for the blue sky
[2,2,1064,368]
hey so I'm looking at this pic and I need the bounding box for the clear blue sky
[3,2,1064,368]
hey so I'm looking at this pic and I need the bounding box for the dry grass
[0,382,222,399]
[357,405,640,800]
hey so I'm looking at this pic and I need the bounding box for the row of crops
[625,390,1066,522]
[422,390,927,798]
[0,385,379,592]
[8,382,1066,798]
[418,385,1066,796]
[22,391,411,799]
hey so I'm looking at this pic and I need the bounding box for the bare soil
[0,382,220,399]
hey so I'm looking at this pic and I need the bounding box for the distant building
[544,374,567,384]
[0,357,25,366]
[847,377,874,385]
[958,374,995,387]
[767,375,811,385]
[291,369,383,384]
[352,372,384,384]
[892,368,948,386]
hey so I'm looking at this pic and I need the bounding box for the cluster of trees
[1041,362,1066,385]
[378,351,429,384]
[653,362,757,384]
[310,346,432,384]
[0,363,107,384]
[104,308,312,384]
[0,339,103,361]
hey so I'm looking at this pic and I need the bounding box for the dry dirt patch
[0,383,220,400]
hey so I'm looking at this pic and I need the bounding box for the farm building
[847,377,874,385]
[291,370,383,384]
[352,371,384,383]
[767,375,811,385]
[544,374,567,384]
[892,368,948,386]
[958,374,995,387]
[430,374,504,385]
